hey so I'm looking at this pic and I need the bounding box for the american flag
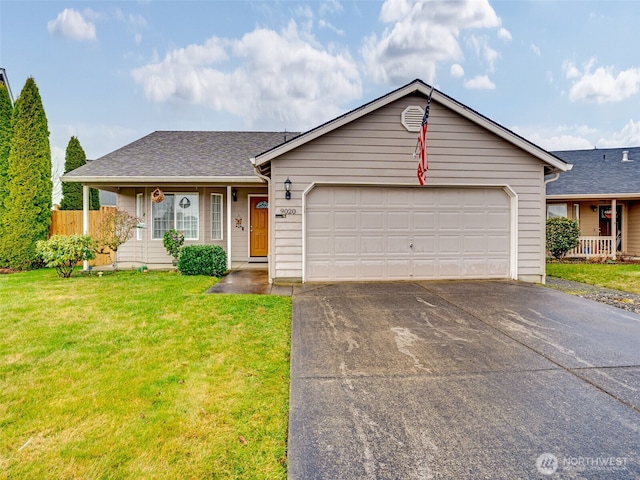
[416,92,432,186]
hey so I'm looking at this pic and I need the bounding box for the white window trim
[151,192,200,241]
[211,193,223,241]
[136,193,144,240]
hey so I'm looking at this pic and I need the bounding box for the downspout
[250,158,272,284]
[544,172,560,186]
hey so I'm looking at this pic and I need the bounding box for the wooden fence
[49,206,117,266]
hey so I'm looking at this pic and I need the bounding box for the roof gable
[253,79,569,174]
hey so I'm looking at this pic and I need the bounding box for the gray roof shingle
[548,146,640,196]
[63,131,298,179]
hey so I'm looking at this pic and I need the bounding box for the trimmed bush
[546,216,580,259]
[163,229,184,263]
[177,245,227,276]
[36,235,96,278]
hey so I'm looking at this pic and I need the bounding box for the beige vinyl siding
[270,94,548,282]
[626,201,640,255]
[115,186,266,266]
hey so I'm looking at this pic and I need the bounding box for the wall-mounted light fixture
[284,177,292,200]
[591,205,598,212]
[232,188,237,202]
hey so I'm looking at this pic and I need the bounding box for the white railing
[566,236,614,258]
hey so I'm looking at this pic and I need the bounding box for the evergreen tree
[0,77,52,269]
[60,136,100,210]
[0,84,13,267]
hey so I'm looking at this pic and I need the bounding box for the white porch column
[226,186,232,270]
[83,185,89,270]
[611,198,617,260]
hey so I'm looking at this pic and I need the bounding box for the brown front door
[250,197,268,257]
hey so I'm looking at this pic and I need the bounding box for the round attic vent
[401,105,425,132]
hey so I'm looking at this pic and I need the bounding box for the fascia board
[60,175,264,184]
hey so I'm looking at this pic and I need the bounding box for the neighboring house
[63,79,569,283]
[0,67,15,104]
[547,146,640,259]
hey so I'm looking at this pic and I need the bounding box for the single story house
[63,79,569,284]
[547,146,640,259]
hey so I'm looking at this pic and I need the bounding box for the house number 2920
[280,208,296,215]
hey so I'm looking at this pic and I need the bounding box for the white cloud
[320,0,343,16]
[362,0,501,84]
[468,35,499,72]
[497,27,511,41]
[463,75,495,90]
[450,63,464,78]
[131,21,361,130]
[567,59,640,103]
[319,19,345,36]
[530,44,541,56]
[511,121,640,151]
[47,8,96,41]
[597,119,640,148]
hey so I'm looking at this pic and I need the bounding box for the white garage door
[305,186,511,281]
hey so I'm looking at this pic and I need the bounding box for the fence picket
[49,207,117,266]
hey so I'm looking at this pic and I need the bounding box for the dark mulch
[0,268,17,274]
[545,277,640,315]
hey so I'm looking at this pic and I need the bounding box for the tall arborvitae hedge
[0,77,52,270]
[0,84,13,268]
[60,136,100,210]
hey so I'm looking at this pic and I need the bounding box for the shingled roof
[548,146,640,196]
[63,131,298,182]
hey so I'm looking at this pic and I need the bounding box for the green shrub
[163,229,184,262]
[177,245,227,276]
[36,235,96,277]
[546,217,580,259]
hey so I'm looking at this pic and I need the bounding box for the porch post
[83,185,89,270]
[611,198,617,260]
[226,186,232,271]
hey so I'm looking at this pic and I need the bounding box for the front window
[211,194,223,240]
[547,204,567,219]
[152,193,199,240]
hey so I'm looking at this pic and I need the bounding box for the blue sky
[1,0,640,198]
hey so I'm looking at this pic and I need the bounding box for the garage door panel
[335,236,358,254]
[412,235,435,253]
[306,186,510,281]
[463,235,488,253]
[413,212,436,230]
[307,236,332,254]
[387,212,410,229]
[386,260,412,278]
[438,211,461,229]
[361,236,385,253]
[439,236,462,253]
[361,211,384,229]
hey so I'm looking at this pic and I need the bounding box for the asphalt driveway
[288,281,640,479]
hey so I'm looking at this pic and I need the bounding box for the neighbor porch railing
[566,236,614,258]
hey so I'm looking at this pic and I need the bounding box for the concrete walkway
[206,269,293,296]
[288,280,640,479]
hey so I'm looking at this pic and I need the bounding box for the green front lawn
[0,269,291,479]
[547,262,640,295]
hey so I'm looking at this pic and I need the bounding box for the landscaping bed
[546,262,640,314]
